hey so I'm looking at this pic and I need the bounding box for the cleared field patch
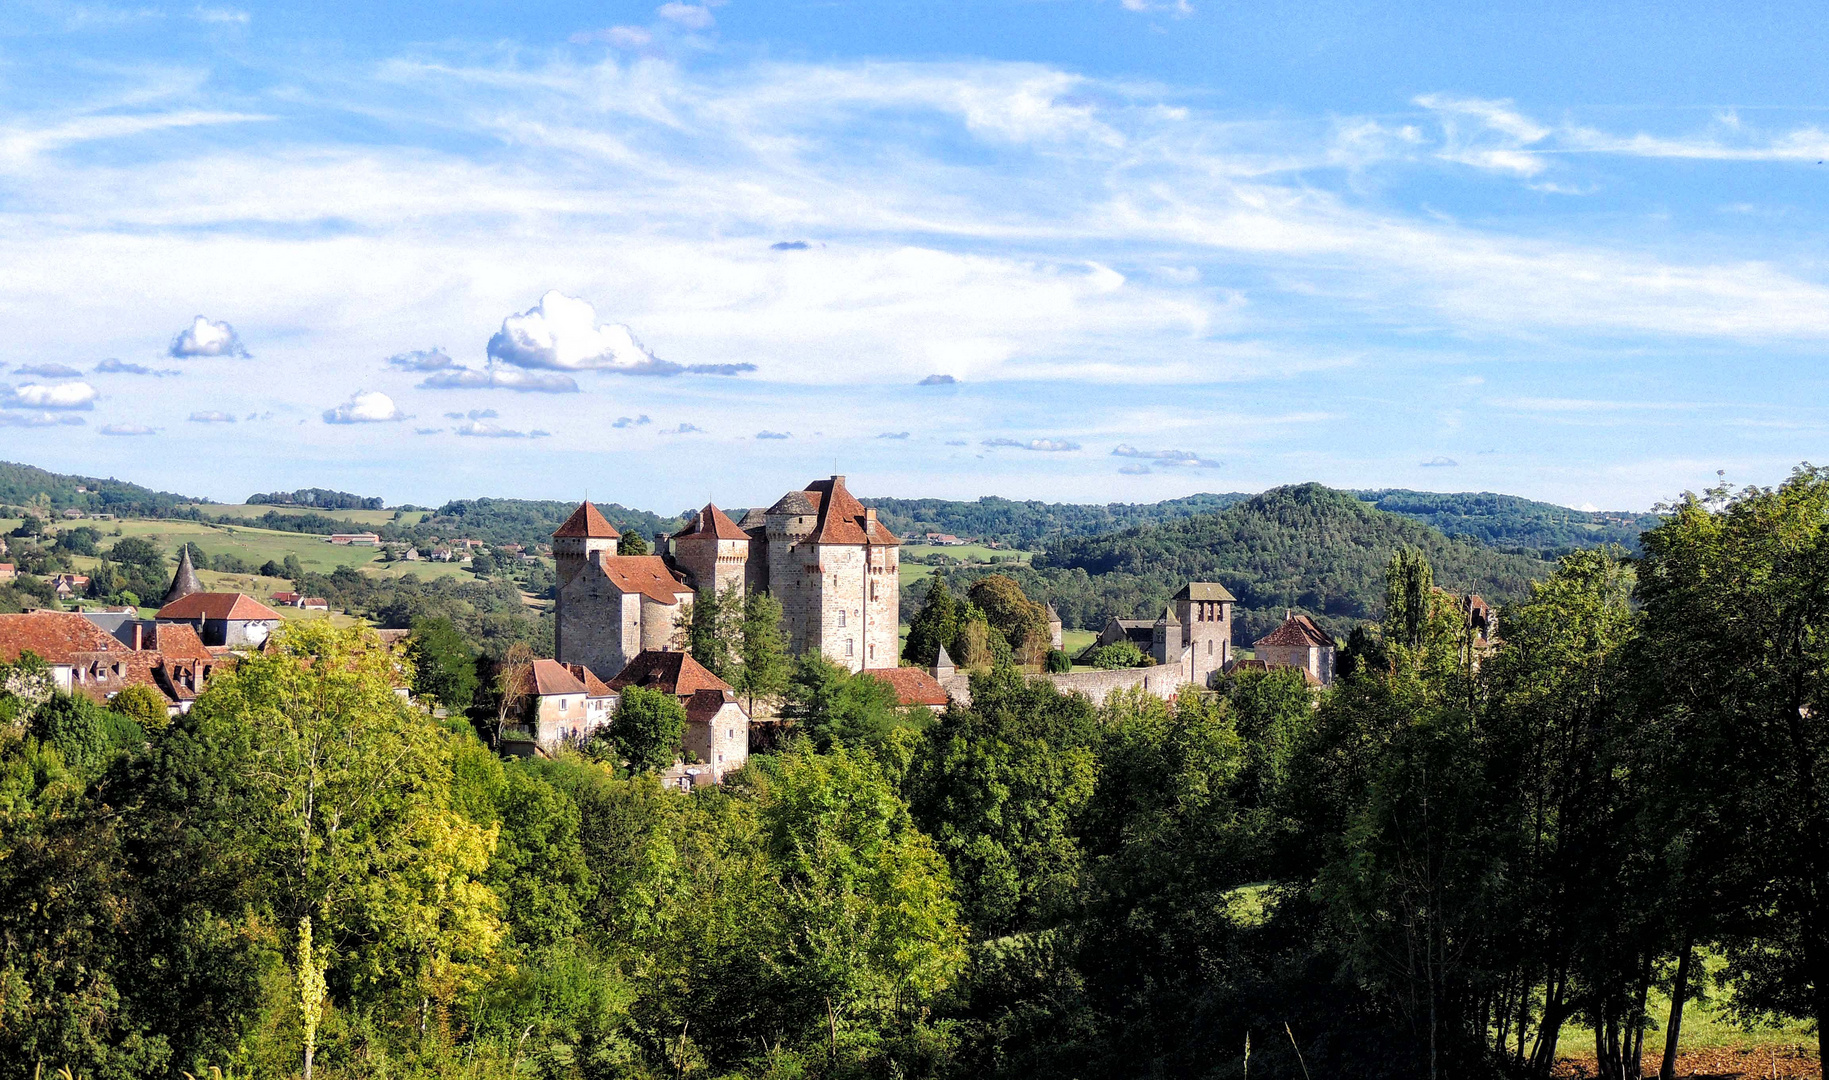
[188,503,420,528]
[898,542,1035,587]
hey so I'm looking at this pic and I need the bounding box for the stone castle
[555,475,900,681]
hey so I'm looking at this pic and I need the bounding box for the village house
[605,650,751,789]
[1235,611,1336,686]
[327,532,381,546]
[0,563,14,582]
[524,658,617,749]
[0,610,221,716]
[156,593,284,647]
[859,664,950,713]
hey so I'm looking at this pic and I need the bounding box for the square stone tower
[672,503,754,597]
[763,475,900,672]
[1174,581,1236,690]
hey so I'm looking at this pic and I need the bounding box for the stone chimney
[653,532,670,558]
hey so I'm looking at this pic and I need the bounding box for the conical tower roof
[553,501,620,539]
[163,546,203,606]
[934,643,956,670]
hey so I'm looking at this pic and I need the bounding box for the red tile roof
[531,658,588,696]
[685,687,740,723]
[606,650,732,696]
[0,612,129,664]
[861,666,949,707]
[156,592,283,622]
[553,501,621,539]
[1253,612,1333,649]
[566,663,616,697]
[802,476,900,547]
[677,503,752,542]
[593,554,694,605]
[152,622,214,661]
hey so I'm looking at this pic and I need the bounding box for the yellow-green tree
[180,621,506,1027]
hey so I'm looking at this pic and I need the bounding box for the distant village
[0,474,1466,792]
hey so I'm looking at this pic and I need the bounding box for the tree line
[2,467,1828,1079]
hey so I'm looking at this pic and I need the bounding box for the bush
[1044,649,1073,673]
[1089,641,1150,670]
[110,684,171,731]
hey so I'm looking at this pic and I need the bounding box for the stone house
[606,650,750,788]
[0,611,222,715]
[525,658,617,750]
[155,592,284,648]
[1249,611,1336,686]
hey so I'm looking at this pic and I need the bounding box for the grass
[19,516,508,591]
[188,503,426,528]
[1061,628,1097,656]
[1556,951,1816,1066]
[898,542,1035,587]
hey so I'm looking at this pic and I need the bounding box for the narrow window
[838,610,847,627]
[845,638,854,657]
[868,642,876,660]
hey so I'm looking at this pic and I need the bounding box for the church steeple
[163,546,203,606]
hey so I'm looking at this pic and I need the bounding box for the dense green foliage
[868,492,1251,548]
[919,483,1555,642]
[246,488,385,510]
[0,460,206,517]
[871,487,1657,553]
[393,499,681,551]
[298,565,552,658]
[7,470,1826,1080]
[1353,488,1662,552]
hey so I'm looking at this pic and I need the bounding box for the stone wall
[940,660,1195,708]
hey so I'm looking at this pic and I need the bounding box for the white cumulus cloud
[100,423,159,436]
[169,315,250,358]
[2,381,98,410]
[0,412,84,427]
[188,410,236,423]
[323,390,406,424]
[657,2,716,29]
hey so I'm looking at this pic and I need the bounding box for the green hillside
[866,492,1251,548]
[0,460,207,517]
[915,483,1557,643]
[1352,488,1662,551]
[389,498,683,549]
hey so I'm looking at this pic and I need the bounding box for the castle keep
[556,475,900,679]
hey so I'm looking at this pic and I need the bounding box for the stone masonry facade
[556,475,900,679]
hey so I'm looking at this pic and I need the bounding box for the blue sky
[2,0,1828,512]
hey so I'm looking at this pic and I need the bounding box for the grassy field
[12,516,506,587]
[1061,628,1097,656]
[899,542,1036,587]
[189,503,426,528]
[1556,952,1817,1068]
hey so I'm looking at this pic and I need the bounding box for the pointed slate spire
[163,546,203,606]
[932,643,956,677]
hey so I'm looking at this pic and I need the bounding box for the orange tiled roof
[1254,613,1333,649]
[531,658,587,696]
[677,503,752,542]
[553,501,621,539]
[566,663,616,697]
[607,650,732,696]
[156,592,283,622]
[801,476,900,547]
[592,553,694,605]
[0,612,129,664]
[151,622,214,661]
[860,666,949,707]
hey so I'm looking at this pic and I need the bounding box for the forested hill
[866,492,1252,548]
[397,498,684,548]
[1352,489,1662,551]
[921,483,1555,643]
[0,460,206,517]
[871,487,1657,553]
